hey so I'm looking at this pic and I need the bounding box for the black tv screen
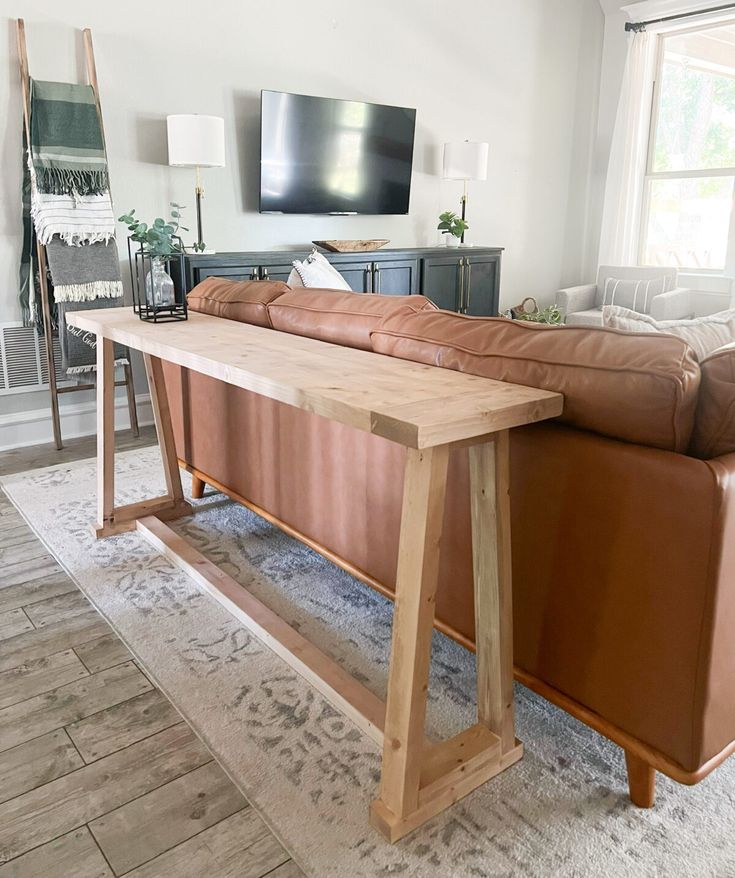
[260,90,416,215]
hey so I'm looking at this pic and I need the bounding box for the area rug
[2,448,732,878]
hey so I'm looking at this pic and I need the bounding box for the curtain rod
[625,2,735,31]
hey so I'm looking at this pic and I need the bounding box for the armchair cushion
[564,308,604,327]
[602,306,735,361]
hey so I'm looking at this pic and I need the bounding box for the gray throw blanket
[44,236,122,303]
[45,237,124,373]
[56,297,127,374]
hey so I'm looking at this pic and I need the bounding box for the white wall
[0,0,604,437]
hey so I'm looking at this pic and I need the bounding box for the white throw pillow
[602,305,735,361]
[595,277,667,313]
[287,267,304,287]
[290,251,351,291]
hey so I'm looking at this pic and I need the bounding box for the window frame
[639,20,735,275]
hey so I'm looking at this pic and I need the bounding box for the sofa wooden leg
[625,750,656,808]
[191,475,206,500]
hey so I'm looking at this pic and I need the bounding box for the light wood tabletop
[66,307,563,448]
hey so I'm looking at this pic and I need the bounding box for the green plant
[437,210,469,239]
[118,203,188,258]
[515,303,563,325]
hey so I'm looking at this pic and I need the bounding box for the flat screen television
[259,90,416,215]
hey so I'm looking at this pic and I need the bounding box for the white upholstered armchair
[558,266,692,326]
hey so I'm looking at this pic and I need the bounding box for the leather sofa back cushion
[371,308,701,452]
[690,344,735,459]
[187,278,290,327]
[266,288,438,351]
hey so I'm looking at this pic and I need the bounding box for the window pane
[643,176,734,270]
[653,24,735,172]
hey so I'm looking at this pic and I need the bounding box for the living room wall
[0,0,604,433]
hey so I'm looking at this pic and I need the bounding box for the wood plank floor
[0,430,304,878]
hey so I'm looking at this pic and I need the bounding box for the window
[641,23,735,272]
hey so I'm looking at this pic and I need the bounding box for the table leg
[96,337,115,533]
[469,431,516,751]
[370,435,522,843]
[144,354,185,504]
[93,350,192,539]
[374,446,449,820]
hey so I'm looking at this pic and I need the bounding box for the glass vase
[145,257,175,308]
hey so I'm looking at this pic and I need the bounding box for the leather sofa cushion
[371,308,701,452]
[690,344,735,459]
[266,289,437,351]
[187,278,290,327]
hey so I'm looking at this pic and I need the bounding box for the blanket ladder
[16,18,138,450]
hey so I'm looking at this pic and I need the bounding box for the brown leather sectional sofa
[162,277,735,808]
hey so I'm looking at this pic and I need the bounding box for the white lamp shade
[442,141,488,181]
[167,114,225,168]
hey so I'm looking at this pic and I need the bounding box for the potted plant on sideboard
[438,210,469,247]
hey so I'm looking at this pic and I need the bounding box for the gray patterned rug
[2,448,732,878]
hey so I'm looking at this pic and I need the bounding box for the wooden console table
[66,307,562,842]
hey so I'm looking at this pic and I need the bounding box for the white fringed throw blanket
[31,184,116,246]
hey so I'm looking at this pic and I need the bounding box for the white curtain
[598,30,657,266]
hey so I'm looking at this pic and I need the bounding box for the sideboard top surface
[66,307,561,448]
[182,245,504,264]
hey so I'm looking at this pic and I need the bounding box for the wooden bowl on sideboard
[312,239,390,253]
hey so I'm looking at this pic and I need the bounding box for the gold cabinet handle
[458,258,465,313]
[465,260,472,313]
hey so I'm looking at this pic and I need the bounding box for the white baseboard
[0,393,153,452]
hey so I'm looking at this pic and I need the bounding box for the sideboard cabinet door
[420,255,462,311]
[193,265,259,284]
[464,254,501,317]
[370,258,419,295]
[323,258,372,293]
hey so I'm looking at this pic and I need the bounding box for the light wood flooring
[0,429,304,878]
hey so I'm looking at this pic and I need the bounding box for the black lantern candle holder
[127,238,188,323]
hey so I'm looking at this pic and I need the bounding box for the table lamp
[167,114,225,253]
[442,141,489,245]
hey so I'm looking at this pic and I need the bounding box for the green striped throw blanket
[30,80,109,196]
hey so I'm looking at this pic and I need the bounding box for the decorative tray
[312,239,390,253]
